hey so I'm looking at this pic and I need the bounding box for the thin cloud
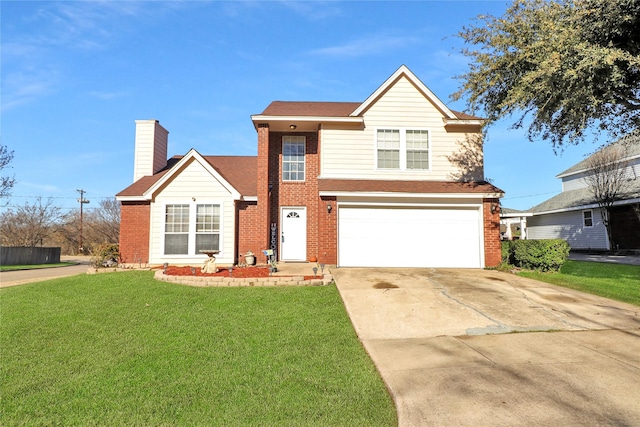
[310,33,420,58]
[1,71,57,113]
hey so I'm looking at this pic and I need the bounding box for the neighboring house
[500,208,531,240]
[527,134,640,250]
[116,65,504,268]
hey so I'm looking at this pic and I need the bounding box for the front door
[280,207,307,261]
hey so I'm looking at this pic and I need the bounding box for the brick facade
[483,198,502,267]
[119,201,151,264]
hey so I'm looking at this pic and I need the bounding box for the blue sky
[2,0,600,214]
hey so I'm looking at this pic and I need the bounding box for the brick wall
[268,131,321,261]
[318,197,337,264]
[483,198,502,267]
[256,124,271,255]
[119,201,151,264]
[236,200,262,263]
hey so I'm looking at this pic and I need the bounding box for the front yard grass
[518,260,640,306]
[0,271,396,426]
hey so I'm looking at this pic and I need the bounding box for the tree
[0,197,61,247]
[583,135,634,249]
[85,198,120,245]
[0,144,16,199]
[454,0,640,150]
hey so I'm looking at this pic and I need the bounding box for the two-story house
[116,65,504,268]
[527,134,640,250]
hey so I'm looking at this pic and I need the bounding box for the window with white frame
[195,204,220,252]
[283,136,305,181]
[164,203,221,255]
[376,128,430,170]
[583,210,593,227]
[406,130,429,169]
[377,129,400,169]
[165,204,190,254]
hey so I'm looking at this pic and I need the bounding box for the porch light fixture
[289,124,297,130]
[491,203,500,214]
[327,204,332,213]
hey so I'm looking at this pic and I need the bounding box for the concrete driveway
[332,268,640,427]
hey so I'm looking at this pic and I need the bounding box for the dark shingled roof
[260,101,483,121]
[530,179,640,214]
[318,179,502,194]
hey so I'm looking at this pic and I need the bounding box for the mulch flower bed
[163,266,319,280]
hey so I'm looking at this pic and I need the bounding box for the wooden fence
[1,247,61,266]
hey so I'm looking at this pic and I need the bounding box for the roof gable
[351,65,462,120]
[116,151,257,200]
[558,132,640,178]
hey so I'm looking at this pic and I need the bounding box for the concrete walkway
[569,251,640,265]
[332,267,640,426]
[0,256,91,288]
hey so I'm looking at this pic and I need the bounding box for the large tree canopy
[454,0,640,150]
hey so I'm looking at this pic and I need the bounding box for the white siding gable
[149,157,237,265]
[321,75,480,181]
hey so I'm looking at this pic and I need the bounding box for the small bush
[501,241,516,265]
[510,239,570,272]
[90,243,119,268]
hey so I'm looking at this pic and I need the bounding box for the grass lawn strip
[518,260,640,306]
[0,271,396,426]
[0,262,74,271]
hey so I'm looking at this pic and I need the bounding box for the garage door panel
[338,207,481,268]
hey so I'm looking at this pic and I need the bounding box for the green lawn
[0,272,396,426]
[0,262,74,271]
[518,260,640,306]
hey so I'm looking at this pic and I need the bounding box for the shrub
[90,243,120,268]
[501,241,516,265]
[511,239,570,272]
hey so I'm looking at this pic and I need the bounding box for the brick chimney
[133,119,169,182]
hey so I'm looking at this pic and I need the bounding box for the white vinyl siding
[320,75,478,180]
[527,210,609,250]
[149,158,236,264]
[282,136,305,181]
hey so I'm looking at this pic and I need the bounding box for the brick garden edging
[153,270,332,287]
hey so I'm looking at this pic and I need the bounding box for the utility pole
[77,189,90,253]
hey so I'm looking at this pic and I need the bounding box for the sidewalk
[568,252,640,265]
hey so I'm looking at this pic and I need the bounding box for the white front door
[280,207,307,261]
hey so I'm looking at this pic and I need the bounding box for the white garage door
[338,206,482,268]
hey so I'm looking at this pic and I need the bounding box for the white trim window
[376,128,430,170]
[583,210,594,227]
[164,204,189,255]
[164,203,221,255]
[283,136,306,181]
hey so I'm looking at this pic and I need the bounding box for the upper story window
[164,203,221,255]
[376,129,400,169]
[376,129,430,170]
[583,210,593,227]
[283,136,305,181]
